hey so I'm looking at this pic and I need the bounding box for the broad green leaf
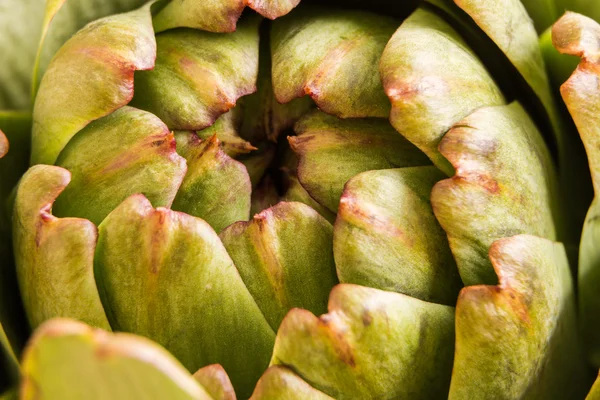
[20,318,211,400]
[220,201,338,330]
[95,194,275,397]
[454,0,564,170]
[172,133,251,233]
[31,3,156,165]
[271,6,398,118]
[12,165,110,330]
[32,0,152,99]
[449,235,587,399]
[380,7,505,174]
[153,0,299,33]
[250,366,333,400]
[290,111,431,212]
[193,364,236,400]
[431,102,559,285]
[552,12,600,367]
[132,16,260,131]
[270,284,455,399]
[53,107,187,226]
[0,1,44,109]
[334,167,461,305]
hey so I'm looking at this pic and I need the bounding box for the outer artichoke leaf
[553,12,600,196]
[0,1,44,109]
[20,318,212,400]
[290,111,431,213]
[449,234,587,399]
[12,165,111,331]
[31,2,156,165]
[194,109,257,158]
[270,284,455,400]
[454,0,563,163]
[220,201,338,331]
[172,133,251,233]
[271,6,398,118]
[552,12,600,367]
[280,169,336,224]
[334,167,462,306]
[32,0,152,99]
[380,7,506,175]
[132,15,260,131]
[193,364,237,400]
[431,102,560,286]
[94,194,275,397]
[153,0,300,33]
[250,366,333,400]
[52,106,187,226]
[580,198,600,366]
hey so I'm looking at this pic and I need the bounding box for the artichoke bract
[9,0,592,398]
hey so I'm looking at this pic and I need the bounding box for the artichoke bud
[11,0,590,398]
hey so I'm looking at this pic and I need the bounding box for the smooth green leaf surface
[32,0,151,98]
[12,166,111,330]
[380,7,505,174]
[172,133,251,233]
[271,6,398,118]
[220,202,338,330]
[153,0,300,33]
[133,16,260,131]
[95,194,275,397]
[290,111,431,212]
[449,235,587,399]
[270,284,455,399]
[432,102,559,285]
[20,318,211,400]
[31,3,156,165]
[334,167,461,305]
[553,12,600,367]
[0,0,44,109]
[53,107,187,226]
[250,366,333,400]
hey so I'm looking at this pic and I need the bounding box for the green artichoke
[2,0,600,399]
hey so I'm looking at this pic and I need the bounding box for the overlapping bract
[4,0,595,399]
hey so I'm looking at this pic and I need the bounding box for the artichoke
[2,0,600,399]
